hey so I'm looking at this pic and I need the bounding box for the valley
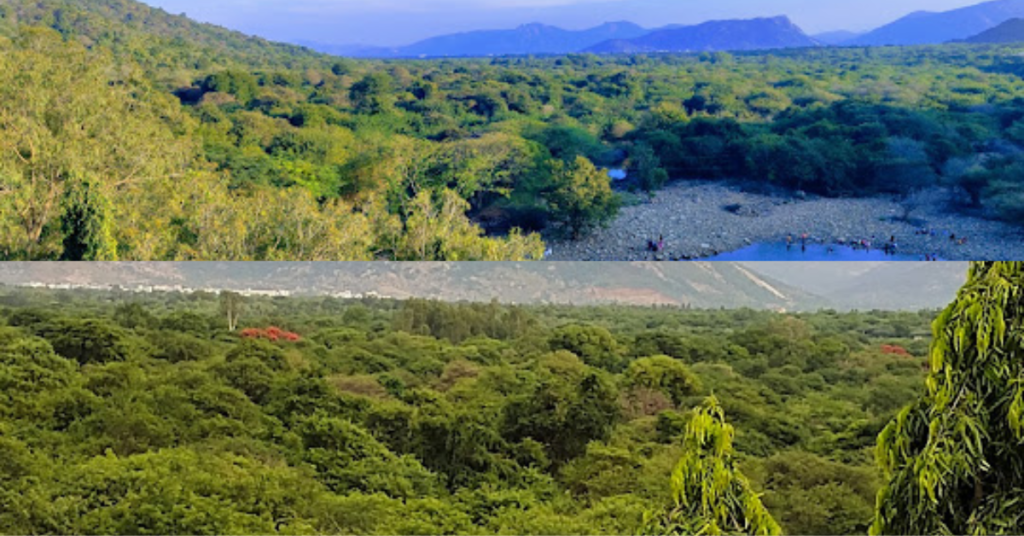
[2,0,1024,262]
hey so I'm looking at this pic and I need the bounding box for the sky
[140,0,985,47]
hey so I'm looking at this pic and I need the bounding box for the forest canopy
[0,283,941,535]
[3,0,1024,259]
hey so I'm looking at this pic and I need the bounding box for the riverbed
[546,181,1024,261]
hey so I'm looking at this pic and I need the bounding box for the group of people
[915,228,970,246]
[647,235,666,254]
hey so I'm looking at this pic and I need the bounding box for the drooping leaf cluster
[873,262,1024,535]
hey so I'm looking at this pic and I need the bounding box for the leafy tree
[644,396,781,536]
[350,73,395,115]
[544,156,621,240]
[873,262,1024,535]
[630,143,669,193]
[550,324,625,373]
[625,355,702,406]
[59,179,117,261]
[34,319,132,365]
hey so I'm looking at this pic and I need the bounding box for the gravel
[545,181,1024,261]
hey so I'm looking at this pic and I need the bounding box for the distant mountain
[746,262,968,311]
[964,17,1024,42]
[849,0,1024,46]
[0,262,824,311]
[328,21,651,58]
[812,30,865,45]
[585,16,819,54]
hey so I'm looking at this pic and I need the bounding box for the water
[702,242,935,262]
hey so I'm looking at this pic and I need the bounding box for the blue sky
[140,0,984,46]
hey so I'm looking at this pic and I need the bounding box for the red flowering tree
[240,327,301,342]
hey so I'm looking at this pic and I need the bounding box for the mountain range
[298,0,1024,57]
[583,16,819,54]
[315,17,818,58]
[848,0,1024,45]
[0,262,968,311]
[4,0,1024,61]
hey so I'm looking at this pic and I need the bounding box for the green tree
[644,397,781,536]
[550,325,626,373]
[59,179,117,261]
[631,143,669,193]
[350,73,394,115]
[544,156,620,240]
[872,262,1024,535]
[625,355,702,406]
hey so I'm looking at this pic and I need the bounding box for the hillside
[585,16,819,54]
[329,21,651,58]
[0,0,326,70]
[0,262,823,310]
[964,17,1024,42]
[747,262,968,311]
[849,0,1024,45]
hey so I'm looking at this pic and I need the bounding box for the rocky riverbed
[546,182,1024,261]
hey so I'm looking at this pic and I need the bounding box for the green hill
[0,0,328,72]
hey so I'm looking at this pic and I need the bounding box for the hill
[964,17,1024,42]
[849,0,1024,45]
[327,21,651,58]
[0,0,326,70]
[585,16,819,54]
[747,262,968,311]
[0,262,824,310]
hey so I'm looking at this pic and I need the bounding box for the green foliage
[59,179,117,261]
[625,355,702,406]
[544,156,621,239]
[873,262,1024,535]
[7,3,1024,258]
[0,283,948,535]
[645,397,782,536]
[550,324,626,372]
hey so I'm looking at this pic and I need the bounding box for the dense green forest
[3,0,1024,260]
[0,281,941,534]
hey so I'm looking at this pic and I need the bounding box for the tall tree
[220,291,244,332]
[645,396,781,536]
[872,262,1024,535]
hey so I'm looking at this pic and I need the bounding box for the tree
[350,73,394,115]
[549,325,626,373]
[872,262,1024,535]
[544,156,621,240]
[59,179,117,261]
[630,143,669,193]
[625,356,702,406]
[644,397,781,536]
[220,291,244,332]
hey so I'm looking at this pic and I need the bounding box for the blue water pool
[701,242,934,262]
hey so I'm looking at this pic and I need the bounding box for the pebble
[545,182,1024,261]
